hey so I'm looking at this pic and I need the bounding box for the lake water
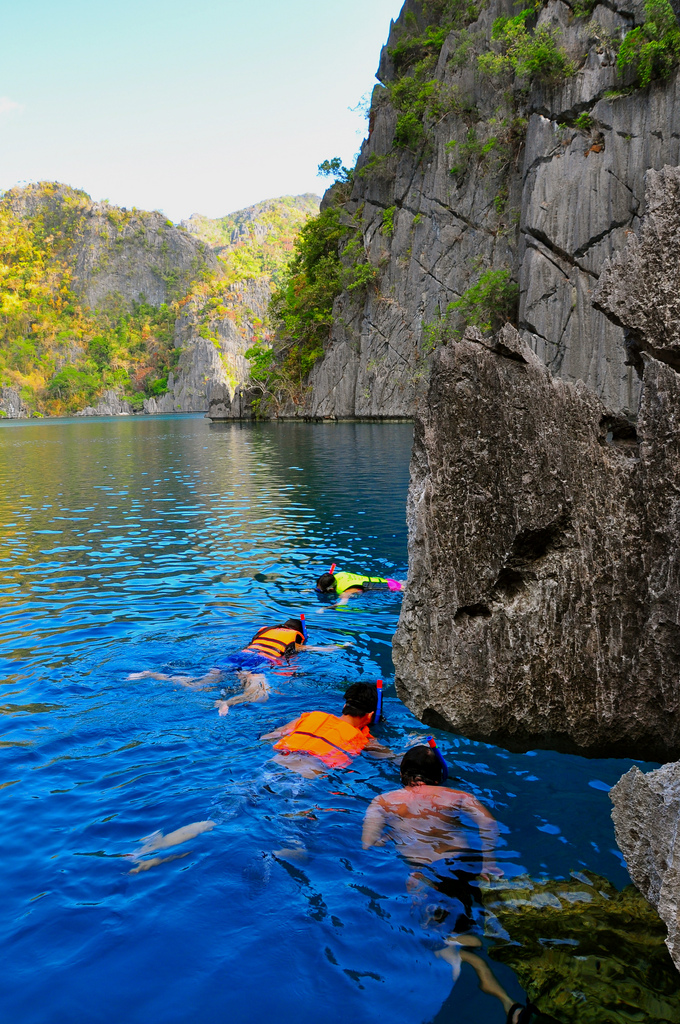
[0,415,671,1024]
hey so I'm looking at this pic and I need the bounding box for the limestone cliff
[284,0,680,419]
[393,321,680,760]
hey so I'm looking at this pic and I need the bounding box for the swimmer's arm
[457,794,501,876]
[300,643,353,652]
[364,737,395,759]
[336,587,363,606]
[362,797,387,849]
[260,715,302,742]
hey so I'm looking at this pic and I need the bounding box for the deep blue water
[0,416,656,1024]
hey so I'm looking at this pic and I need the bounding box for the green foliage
[617,0,680,87]
[390,54,472,149]
[447,116,528,179]
[478,9,576,82]
[317,157,353,183]
[382,206,397,237]
[87,335,112,369]
[255,193,378,410]
[423,268,518,350]
[185,194,320,289]
[389,0,482,74]
[574,110,594,130]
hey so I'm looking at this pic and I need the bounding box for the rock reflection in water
[483,872,680,1023]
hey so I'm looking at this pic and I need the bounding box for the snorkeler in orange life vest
[128,618,349,716]
[261,682,392,778]
[316,563,404,606]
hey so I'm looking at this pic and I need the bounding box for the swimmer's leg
[458,950,517,1016]
[214,671,270,715]
[129,668,223,690]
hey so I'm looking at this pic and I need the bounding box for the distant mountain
[0,184,319,418]
[183,194,320,286]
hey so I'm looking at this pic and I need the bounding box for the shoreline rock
[611,763,680,974]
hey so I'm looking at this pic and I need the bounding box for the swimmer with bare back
[362,744,543,1024]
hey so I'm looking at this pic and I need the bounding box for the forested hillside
[0,182,319,417]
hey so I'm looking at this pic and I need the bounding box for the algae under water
[0,415,675,1024]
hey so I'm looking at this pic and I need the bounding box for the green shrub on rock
[617,0,680,87]
[478,8,576,83]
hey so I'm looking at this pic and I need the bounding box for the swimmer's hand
[214,700,230,716]
[480,861,503,882]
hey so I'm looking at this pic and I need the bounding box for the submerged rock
[483,873,680,1022]
[393,323,680,761]
[610,763,680,974]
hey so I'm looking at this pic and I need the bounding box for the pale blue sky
[0,0,404,221]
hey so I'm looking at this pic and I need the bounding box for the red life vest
[245,626,304,660]
[273,711,371,768]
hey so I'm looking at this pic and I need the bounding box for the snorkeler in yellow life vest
[128,617,349,716]
[316,564,404,605]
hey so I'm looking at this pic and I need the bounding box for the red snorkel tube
[427,736,449,781]
[329,563,336,574]
[300,613,308,642]
[375,678,383,722]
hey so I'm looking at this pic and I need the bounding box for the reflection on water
[0,415,674,1024]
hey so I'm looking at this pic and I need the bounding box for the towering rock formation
[290,0,680,420]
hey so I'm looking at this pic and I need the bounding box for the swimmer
[261,682,393,778]
[362,745,533,1020]
[316,567,404,606]
[128,618,348,715]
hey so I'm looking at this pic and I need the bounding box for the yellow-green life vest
[334,571,388,595]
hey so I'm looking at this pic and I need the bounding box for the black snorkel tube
[426,736,449,782]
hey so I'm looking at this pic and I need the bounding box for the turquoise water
[0,416,658,1023]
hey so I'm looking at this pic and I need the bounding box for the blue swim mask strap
[426,736,449,782]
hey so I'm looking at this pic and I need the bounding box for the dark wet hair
[400,745,443,786]
[342,682,378,717]
[316,573,337,593]
[282,618,304,635]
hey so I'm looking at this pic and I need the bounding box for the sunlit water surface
[0,416,658,1024]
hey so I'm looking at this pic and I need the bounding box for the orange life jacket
[273,711,371,768]
[244,626,304,661]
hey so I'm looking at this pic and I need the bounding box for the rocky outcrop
[294,0,680,419]
[205,383,256,421]
[76,390,133,417]
[610,763,680,973]
[0,386,29,419]
[392,321,680,761]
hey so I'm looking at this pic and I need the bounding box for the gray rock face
[0,386,29,419]
[76,390,133,417]
[297,0,680,419]
[595,164,680,371]
[71,206,217,310]
[611,763,680,971]
[393,323,680,761]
